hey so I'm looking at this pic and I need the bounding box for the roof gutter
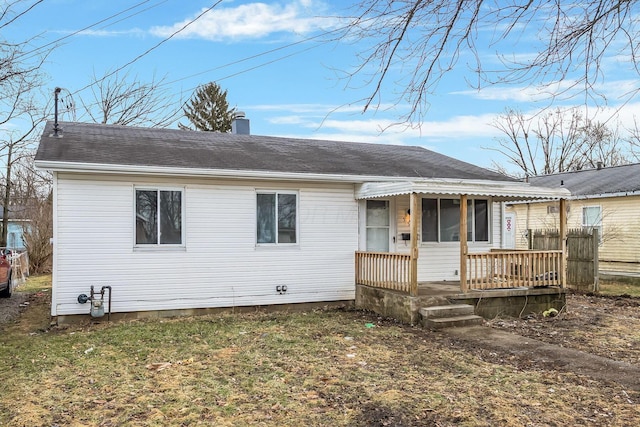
[35,160,530,187]
[33,160,422,183]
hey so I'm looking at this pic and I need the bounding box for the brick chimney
[232,111,250,135]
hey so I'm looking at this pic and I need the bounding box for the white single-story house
[35,119,569,321]
[506,163,640,277]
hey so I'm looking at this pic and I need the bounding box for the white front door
[366,200,391,252]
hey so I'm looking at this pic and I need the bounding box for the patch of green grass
[599,279,640,297]
[16,274,52,294]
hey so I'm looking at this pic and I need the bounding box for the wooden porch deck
[417,281,461,296]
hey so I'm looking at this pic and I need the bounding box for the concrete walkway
[444,326,640,392]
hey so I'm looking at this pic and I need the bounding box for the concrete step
[419,304,475,319]
[422,314,484,330]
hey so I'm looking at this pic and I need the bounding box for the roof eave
[356,180,571,201]
[33,160,422,183]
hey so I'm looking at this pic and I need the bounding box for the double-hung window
[582,205,602,241]
[135,188,184,246]
[256,191,297,244]
[421,198,489,243]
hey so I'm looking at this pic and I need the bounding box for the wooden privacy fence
[530,228,599,291]
[355,251,415,294]
[466,250,562,290]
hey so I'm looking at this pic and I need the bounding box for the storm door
[366,200,391,252]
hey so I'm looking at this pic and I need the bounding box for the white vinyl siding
[52,174,357,316]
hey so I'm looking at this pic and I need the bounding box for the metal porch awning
[355,179,571,202]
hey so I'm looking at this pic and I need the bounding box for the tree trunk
[2,144,13,248]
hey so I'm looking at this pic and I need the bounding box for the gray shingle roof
[35,121,513,181]
[528,163,640,196]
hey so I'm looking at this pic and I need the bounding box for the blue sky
[9,0,640,173]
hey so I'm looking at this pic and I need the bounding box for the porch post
[409,192,419,296]
[460,194,468,292]
[559,198,567,288]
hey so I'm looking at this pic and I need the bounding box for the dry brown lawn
[1,276,638,426]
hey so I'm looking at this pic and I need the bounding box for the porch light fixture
[404,209,411,224]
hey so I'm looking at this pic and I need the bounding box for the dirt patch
[351,402,441,427]
[437,292,640,393]
[487,293,640,365]
[445,326,640,392]
[0,292,29,324]
[0,290,51,332]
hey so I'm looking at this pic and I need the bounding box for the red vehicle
[0,250,13,298]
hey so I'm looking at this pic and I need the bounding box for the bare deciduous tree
[491,107,632,177]
[81,70,181,127]
[1,13,48,247]
[10,155,52,273]
[340,1,640,123]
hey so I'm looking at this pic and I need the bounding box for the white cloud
[150,1,337,41]
[260,104,503,142]
[250,103,368,114]
[451,80,582,103]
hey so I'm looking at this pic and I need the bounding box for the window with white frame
[256,191,297,244]
[582,205,602,240]
[135,188,183,246]
[421,198,489,243]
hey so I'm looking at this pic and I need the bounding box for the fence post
[593,228,599,292]
[559,199,567,288]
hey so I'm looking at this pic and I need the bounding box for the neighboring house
[505,163,640,277]
[35,120,568,320]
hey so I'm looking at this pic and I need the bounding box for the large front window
[257,192,297,244]
[135,188,183,245]
[421,198,489,242]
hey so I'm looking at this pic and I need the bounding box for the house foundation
[356,284,567,324]
[54,300,354,325]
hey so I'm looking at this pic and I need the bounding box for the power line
[0,0,44,31]
[71,0,224,97]
[16,0,159,62]
[164,23,345,87]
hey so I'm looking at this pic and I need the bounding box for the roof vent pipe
[597,161,604,170]
[232,111,250,135]
[53,87,62,137]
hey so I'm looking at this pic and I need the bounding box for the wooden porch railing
[355,251,415,294]
[465,250,563,290]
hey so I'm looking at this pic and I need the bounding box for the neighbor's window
[257,191,297,244]
[135,188,183,246]
[582,205,602,240]
[421,198,489,243]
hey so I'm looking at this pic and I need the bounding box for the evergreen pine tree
[179,82,235,132]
